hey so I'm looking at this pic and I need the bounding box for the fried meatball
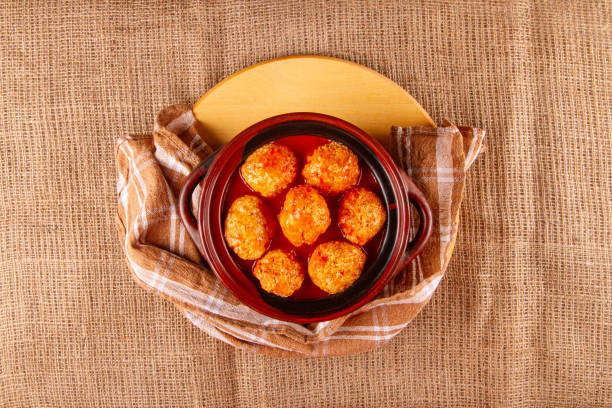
[224,195,276,260]
[240,143,298,197]
[253,249,305,297]
[308,241,366,294]
[338,188,387,245]
[302,141,360,194]
[279,185,331,246]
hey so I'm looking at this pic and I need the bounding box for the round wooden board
[193,55,434,150]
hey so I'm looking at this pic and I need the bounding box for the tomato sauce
[222,135,386,300]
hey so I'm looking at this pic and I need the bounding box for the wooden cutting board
[192,55,434,150]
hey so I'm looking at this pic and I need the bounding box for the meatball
[253,249,305,297]
[308,241,366,294]
[338,188,387,245]
[302,141,360,194]
[224,195,276,260]
[240,143,298,197]
[278,185,331,246]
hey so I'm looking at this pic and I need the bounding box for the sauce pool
[222,135,386,300]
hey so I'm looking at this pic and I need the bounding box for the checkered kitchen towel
[115,104,485,357]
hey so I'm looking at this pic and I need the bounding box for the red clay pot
[179,113,432,323]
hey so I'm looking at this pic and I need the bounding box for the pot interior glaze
[218,131,397,316]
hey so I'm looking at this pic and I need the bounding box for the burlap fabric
[1,0,610,406]
[115,104,484,357]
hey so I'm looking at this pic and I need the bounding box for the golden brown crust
[302,141,360,194]
[308,241,366,294]
[224,195,276,260]
[240,143,298,197]
[253,249,305,297]
[338,188,386,245]
[278,185,331,246]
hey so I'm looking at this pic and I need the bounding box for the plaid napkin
[115,104,485,357]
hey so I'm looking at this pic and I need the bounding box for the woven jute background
[1,1,610,406]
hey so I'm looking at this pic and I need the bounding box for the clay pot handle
[178,152,218,254]
[398,170,433,269]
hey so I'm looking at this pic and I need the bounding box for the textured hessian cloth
[0,1,610,406]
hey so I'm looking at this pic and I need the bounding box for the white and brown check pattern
[115,104,484,357]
